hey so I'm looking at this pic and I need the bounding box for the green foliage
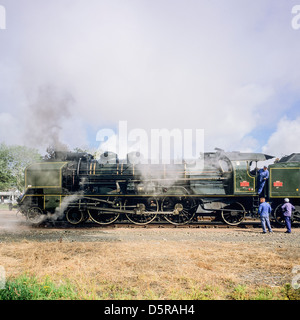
[284,283,300,300]
[1,274,300,300]
[0,143,42,191]
[0,274,79,300]
[0,143,14,191]
[230,284,249,300]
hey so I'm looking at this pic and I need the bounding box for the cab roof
[278,153,300,163]
[213,149,274,161]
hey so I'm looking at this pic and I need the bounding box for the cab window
[249,161,258,176]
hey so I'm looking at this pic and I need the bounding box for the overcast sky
[0,0,300,158]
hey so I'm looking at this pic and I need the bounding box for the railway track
[16,209,299,229]
[37,217,299,229]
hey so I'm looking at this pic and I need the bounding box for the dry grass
[1,239,299,299]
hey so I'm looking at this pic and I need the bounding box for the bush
[284,284,300,300]
[0,274,79,300]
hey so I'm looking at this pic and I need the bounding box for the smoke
[0,211,28,231]
[130,153,204,197]
[135,164,181,193]
[23,85,73,152]
[50,193,84,222]
[23,194,84,225]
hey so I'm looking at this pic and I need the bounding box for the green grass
[1,274,300,300]
[283,284,300,300]
[228,284,300,300]
[0,274,79,300]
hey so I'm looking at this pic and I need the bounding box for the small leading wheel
[221,202,246,226]
[66,208,84,225]
[88,199,121,225]
[162,196,196,225]
[27,207,45,225]
[274,204,294,226]
[125,198,158,225]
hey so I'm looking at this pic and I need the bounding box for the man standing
[281,198,295,233]
[258,197,273,233]
[258,166,269,195]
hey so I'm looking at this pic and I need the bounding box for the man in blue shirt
[257,166,269,195]
[258,197,273,233]
[281,198,295,233]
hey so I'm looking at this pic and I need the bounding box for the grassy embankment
[1,241,299,300]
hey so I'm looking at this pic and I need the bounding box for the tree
[0,143,42,191]
[0,143,14,191]
[43,145,57,160]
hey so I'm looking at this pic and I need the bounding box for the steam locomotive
[17,149,300,226]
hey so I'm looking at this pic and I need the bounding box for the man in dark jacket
[257,166,269,195]
[281,198,295,233]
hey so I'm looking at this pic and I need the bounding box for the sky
[0,0,300,159]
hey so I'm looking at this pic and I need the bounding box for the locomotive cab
[216,152,273,195]
[18,161,69,223]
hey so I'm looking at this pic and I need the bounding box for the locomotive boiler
[17,149,300,226]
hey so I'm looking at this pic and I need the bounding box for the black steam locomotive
[18,149,300,226]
